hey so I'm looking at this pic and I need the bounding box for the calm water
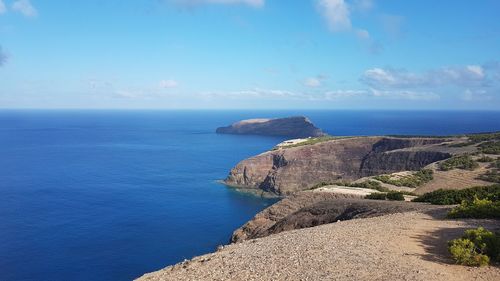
[1,110,499,281]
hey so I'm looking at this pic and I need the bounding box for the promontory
[216,116,325,138]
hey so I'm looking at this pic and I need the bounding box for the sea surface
[1,110,500,281]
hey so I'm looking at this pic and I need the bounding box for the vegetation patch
[412,185,500,205]
[365,191,405,201]
[479,141,500,155]
[374,169,433,188]
[448,227,500,266]
[492,159,500,169]
[477,170,500,184]
[477,155,495,162]
[467,132,500,143]
[439,155,479,171]
[447,198,500,219]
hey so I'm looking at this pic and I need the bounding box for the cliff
[216,116,326,138]
[225,137,453,195]
[231,194,441,243]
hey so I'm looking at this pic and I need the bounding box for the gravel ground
[136,210,500,281]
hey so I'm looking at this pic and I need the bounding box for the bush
[477,155,495,162]
[365,191,405,201]
[439,155,479,171]
[447,198,500,219]
[349,180,389,192]
[412,185,500,205]
[449,238,490,266]
[467,132,500,143]
[477,170,500,184]
[448,227,500,266]
[479,141,500,155]
[365,192,387,200]
[374,169,433,188]
[386,191,405,201]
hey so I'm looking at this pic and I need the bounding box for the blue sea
[1,110,500,281]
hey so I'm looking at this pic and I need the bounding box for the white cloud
[0,0,7,14]
[361,64,491,89]
[159,79,179,89]
[172,0,264,8]
[370,89,440,100]
[317,0,351,32]
[12,0,37,17]
[461,89,492,101]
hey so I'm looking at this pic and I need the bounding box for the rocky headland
[216,116,326,138]
[225,136,459,195]
[138,131,500,281]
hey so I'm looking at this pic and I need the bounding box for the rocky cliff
[225,137,452,195]
[231,194,443,243]
[216,116,325,138]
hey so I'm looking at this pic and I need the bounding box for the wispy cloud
[12,0,37,17]
[303,75,329,88]
[0,0,7,14]
[0,45,7,66]
[360,64,491,89]
[316,0,385,54]
[360,62,500,102]
[171,0,264,8]
[200,87,438,102]
[159,79,179,89]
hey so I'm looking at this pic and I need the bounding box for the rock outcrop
[216,116,325,138]
[231,194,444,243]
[225,137,452,195]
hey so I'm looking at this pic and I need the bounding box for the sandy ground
[136,210,500,281]
[311,185,378,196]
[414,162,494,195]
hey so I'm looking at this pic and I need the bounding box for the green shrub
[477,170,500,184]
[365,193,387,200]
[386,191,405,201]
[439,155,479,171]
[374,169,433,188]
[477,155,495,162]
[448,227,500,266]
[349,180,389,192]
[448,238,490,266]
[365,191,405,201]
[479,141,500,155]
[491,159,500,169]
[467,132,500,143]
[447,198,500,219]
[412,185,500,205]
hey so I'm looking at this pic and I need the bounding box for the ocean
[1,110,499,281]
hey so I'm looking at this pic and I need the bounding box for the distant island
[216,116,326,138]
[138,130,500,281]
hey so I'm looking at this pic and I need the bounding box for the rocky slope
[225,136,454,195]
[216,116,325,138]
[137,210,500,281]
[231,195,441,243]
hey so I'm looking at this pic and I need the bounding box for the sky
[0,0,499,109]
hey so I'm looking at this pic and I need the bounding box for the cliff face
[231,194,443,243]
[216,116,325,138]
[225,137,451,195]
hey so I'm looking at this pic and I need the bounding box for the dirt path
[136,211,500,281]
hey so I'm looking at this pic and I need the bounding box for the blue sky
[0,0,499,109]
